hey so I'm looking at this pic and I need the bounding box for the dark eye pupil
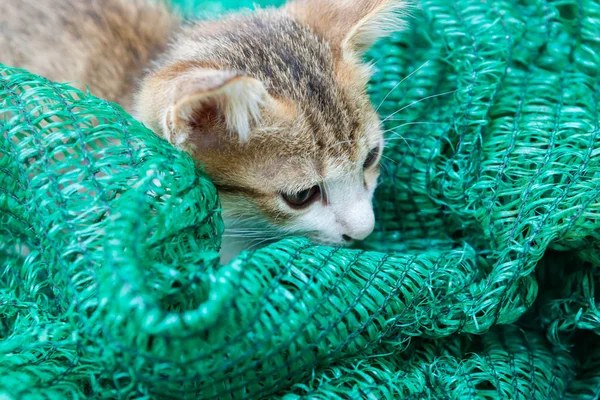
[364,147,381,169]
[297,189,312,202]
[282,186,320,208]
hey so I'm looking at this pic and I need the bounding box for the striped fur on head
[135,0,409,262]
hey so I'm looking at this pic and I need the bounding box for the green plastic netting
[1,0,600,398]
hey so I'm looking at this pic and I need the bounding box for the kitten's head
[136,0,408,247]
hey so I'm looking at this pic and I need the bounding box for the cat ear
[135,67,268,152]
[164,69,267,147]
[285,0,409,57]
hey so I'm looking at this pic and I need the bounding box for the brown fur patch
[151,60,222,81]
[3,0,394,233]
[286,0,382,53]
[135,8,386,223]
[0,0,179,111]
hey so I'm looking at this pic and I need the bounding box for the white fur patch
[220,77,266,142]
[283,171,378,245]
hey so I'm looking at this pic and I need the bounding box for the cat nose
[340,201,375,241]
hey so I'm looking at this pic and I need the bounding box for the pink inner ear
[187,98,225,129]
[172,80,231,133]
[174,95,231,150]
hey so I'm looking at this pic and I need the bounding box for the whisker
[380,121,447,155]
[375,60,431,112]
[322,179,332,203]
[223,234,285,247]
[382,129,420,156]
[222,229,275,233]
[246,235,289,249]
[222,234,282,239]
[387,137,415,156]
[383,137,422,143]
[384,118,446,122]
[223,226,282,236]
[380,154,399,165]
[318,182,326,203]
[224,231,271,234]
[381,90,457,124]
[381,121,442,134]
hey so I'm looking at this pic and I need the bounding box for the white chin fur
[218,176,376,264]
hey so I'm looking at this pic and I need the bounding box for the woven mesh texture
[1,0,600,398]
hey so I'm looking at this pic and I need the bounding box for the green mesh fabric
[1,0,600,398]
[170,0,286,16]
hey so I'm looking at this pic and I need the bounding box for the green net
[171,0,285,16]
[1,0,600,398]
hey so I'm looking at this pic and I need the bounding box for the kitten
[0,0,408,262]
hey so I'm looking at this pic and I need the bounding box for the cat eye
[363,146,381,170]
[282,186,321,209]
